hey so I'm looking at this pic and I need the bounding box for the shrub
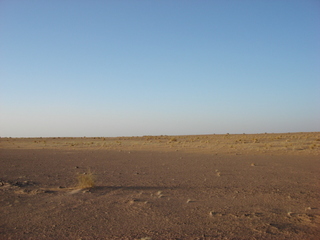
[77,170,95,189]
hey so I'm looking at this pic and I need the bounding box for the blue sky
[1,0,319,137]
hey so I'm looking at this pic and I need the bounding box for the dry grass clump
[77,170,95,189]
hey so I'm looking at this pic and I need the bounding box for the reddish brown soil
[1,133,319,239]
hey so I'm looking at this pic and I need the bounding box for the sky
[1,0,319,137]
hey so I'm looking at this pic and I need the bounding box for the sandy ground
[1,132,319,239]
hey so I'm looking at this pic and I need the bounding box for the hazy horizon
[1,131,320,139]
[1,1,319,137]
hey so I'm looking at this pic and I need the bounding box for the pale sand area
[1,132,319,239]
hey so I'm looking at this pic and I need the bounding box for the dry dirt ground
[1,132,320,239]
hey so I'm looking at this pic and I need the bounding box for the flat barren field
[1,132,319,239]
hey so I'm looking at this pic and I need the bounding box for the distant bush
[77,170,95,189]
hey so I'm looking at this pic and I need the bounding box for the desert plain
[1,132,319,239]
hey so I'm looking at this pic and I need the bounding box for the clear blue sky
[1,0,319,137]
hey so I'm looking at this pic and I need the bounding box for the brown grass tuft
[77,170,95,189]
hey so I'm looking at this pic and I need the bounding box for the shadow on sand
[88,185,179,195]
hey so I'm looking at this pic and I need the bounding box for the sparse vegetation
[77,170,95,189]
[1,132,319,154]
